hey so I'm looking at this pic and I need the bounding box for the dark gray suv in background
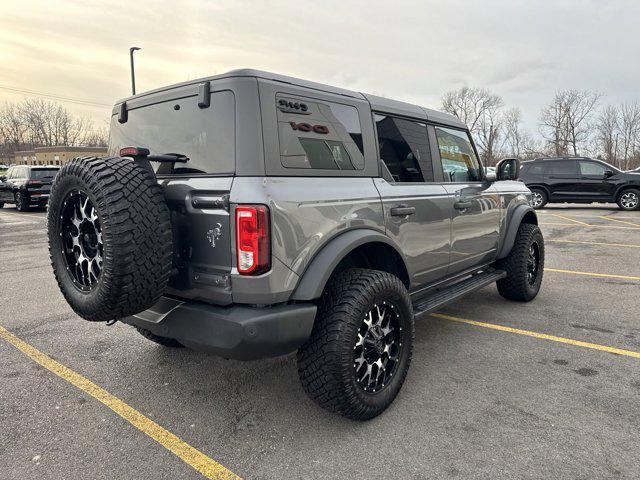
[47,69,543,419]
[520,156,640,210]
[0,165,59,211]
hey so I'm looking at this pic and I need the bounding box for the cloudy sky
[1,0,639,133]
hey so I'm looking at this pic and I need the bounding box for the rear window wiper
[147,153,190,163]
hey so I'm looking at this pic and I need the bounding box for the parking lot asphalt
[1,203,639,480]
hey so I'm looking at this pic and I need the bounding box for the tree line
[441,87,640,170]
[0,98,108,160]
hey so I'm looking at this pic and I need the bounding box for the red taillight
[119,146,150,157]
[26,180,43,187]
[236,205,270,275]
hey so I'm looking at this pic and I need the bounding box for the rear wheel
[297,269,414,420]
[617,189,640,211]
[496,223,545,301]
[530,188,547,209]
[47,156,173,322]
[136,327,183,348]
[15,192,29,212]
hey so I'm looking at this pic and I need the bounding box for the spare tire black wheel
[47,156,173,322]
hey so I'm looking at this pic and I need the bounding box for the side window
[374,114,433,182]
[527,163,545,175]
[277,95,364,170]
[579,161,606,176]
[546,160,577,175]
[5,167,13,179]
[435,126,482,182]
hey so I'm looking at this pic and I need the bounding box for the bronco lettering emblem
[278,99,309,114]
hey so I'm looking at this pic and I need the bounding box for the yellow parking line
[0,325,241,480]
[597,216,640,227]
[545,268,640,281]
[547,239,640,249]
[432,313,640,359]
[540,222,640,230]
[547,213,592,226]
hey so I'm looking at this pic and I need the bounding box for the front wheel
[617,189,640,211]
[15,192,30,212]
[496,223,545,302]
[297,269,414,420]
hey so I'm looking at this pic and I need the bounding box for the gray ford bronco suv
[47,69,544,420]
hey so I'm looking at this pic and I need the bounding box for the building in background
[13,146,108,166]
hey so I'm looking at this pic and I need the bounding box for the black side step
[412,269,506,317]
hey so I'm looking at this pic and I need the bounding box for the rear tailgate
[28,168,58,196]
[162,177,234,305]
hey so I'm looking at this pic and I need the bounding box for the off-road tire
[47,156,172,322]
[136,327,183,348]
[496,223,544,302]
[297,269,414,420]
[530,188,547,209]
[15,192,30,211]
[616,188,640,211]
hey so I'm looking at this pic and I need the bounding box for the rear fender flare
[497,205,538,259]
[291,229,408,301]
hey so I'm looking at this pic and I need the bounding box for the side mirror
[604,170,614,178]
[496,158,521,181]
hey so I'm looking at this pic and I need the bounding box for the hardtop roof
[116,68,466,129]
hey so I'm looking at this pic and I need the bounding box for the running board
[412,269,506,317]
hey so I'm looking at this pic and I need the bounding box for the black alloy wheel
[59,190,103,290]
[354,301,402,394]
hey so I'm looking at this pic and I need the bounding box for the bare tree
[595,105,620,167]
[502,108,524,157]
[0,102,26,153]
[441,87,503,133]
[0,98,106,156]
[475,99,504,166]
[83,126,109,147]
[540,90,601,157]
[618,102,640,170]
[499,108,544,160]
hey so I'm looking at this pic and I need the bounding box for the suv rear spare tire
[47,156,172,322]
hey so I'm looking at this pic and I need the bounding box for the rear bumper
[122,296,317,360]
[28,193,49,204]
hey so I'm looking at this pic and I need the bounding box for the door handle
[454,201,473,210]
[390,205,416,216]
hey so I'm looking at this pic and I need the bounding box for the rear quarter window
[276,95,365,170]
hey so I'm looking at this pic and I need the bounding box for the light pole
[129,47,141,95]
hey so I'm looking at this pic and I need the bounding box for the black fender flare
[496,205,538,259]
[291,229,408,301]
[613,184,640,201]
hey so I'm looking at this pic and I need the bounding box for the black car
[519,157,640,211]
[0,165,60,211]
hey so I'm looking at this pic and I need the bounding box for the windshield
[31,169,59,180]
[109,91,235,175]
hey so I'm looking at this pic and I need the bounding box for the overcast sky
[1,0,639,134]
